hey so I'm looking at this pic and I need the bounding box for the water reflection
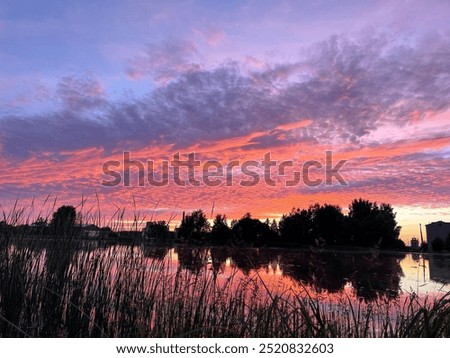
[142,245,170,261]
[144,246,407,301]
[400,254,450,296]
[83,243,450,301]
[2,240,450,337]
[428,255,450,284]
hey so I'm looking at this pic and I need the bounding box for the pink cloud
[125,39,201,82]
[194,25,225,46]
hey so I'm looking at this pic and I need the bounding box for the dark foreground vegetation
[0,236,449,338]
[1,197,448,338]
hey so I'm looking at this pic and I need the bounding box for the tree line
[1,199,407,249]
[1,205,79,238]
[159,198,406,249]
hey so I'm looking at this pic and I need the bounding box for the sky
[1,0,450,242]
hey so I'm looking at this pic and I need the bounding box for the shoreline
[8,235,450,257]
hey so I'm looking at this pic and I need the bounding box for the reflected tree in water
[176,246,209,273]
[348,253,405,301]
[142,245,171,260]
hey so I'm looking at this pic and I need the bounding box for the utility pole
[419,223,424,246]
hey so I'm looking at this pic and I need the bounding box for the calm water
[3,241,450,337]
[13,240,450,300]
[133,245,450,301]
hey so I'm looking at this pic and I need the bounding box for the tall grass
[0,197,448,337]
[0,234,449,338]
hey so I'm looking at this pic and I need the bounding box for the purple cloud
[57,75,106,111]
[1,33,450,159]
[125,39,201,83]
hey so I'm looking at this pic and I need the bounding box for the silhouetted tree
[376,203,403,248]
[310,203,344,245]
[179,209,210,242]
[140,198,407,249]
[279,208,313,245]
[348,199,374,246]
[50,205,77,237]
[143,220,169,241]
[232,213,271,246]
[264,218,280,243]
[270,219,279,235]
[348,199,402,248]
[211,214,232,243]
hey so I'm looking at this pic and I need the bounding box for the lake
[1,240,449,337]
[139,246,450,301]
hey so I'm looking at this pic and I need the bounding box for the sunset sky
[1,0,450,242]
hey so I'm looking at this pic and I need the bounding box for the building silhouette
[425,221,450,245]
